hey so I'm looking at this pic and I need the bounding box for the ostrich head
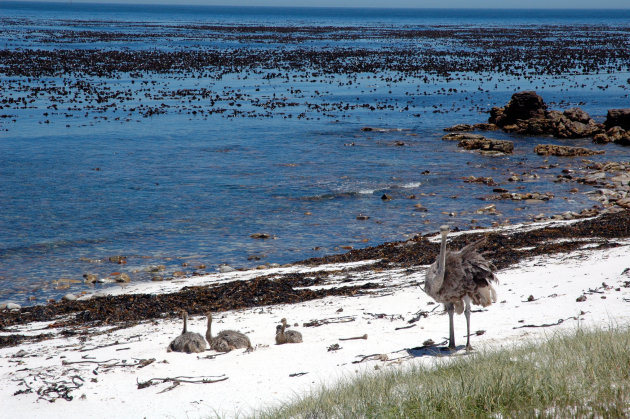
[440,224,449,237]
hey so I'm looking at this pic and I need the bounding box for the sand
[2,223,630,418]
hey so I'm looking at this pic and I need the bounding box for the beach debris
[353,353,388,364]
[339,334,367,341]
[303,316,356,327]
[289,372,308,377]
[327,343,341,352]
[394,324,416,331]
[512,315,580,329]
[137,375,228,391]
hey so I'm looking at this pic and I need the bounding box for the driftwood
[352,353,389,364]
[137,375,228,390]
[289,372,308,377]
[395,324,417,331]
[339,334,367,341]
[62,357,155,369]
[303,316,355,327]
[513,316,579,330]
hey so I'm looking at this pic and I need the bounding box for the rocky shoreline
[2,209,630,349]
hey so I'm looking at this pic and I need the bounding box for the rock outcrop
[487,91,605,139]
[458,138,514,154]
[534,144,604,157]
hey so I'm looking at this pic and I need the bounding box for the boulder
[534,144,604,157]
[491,91,547,126]
[605,109,630,130]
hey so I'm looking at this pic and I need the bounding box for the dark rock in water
[485,92,604,139]
[605,109,630,130]
[473,123,499,131]
[458,138,514,154]
[113,273,131,283]
[563,108,592,124]
[381,194,392,201]
[534,144,604,157]
[442,132,485,141]
[490,91,547,126]
[108,256,127,264]
[250,233,272,239]
[599,126,630,146]
[444,123,473,132]
[83,273,98,284]
[356,214,370,220]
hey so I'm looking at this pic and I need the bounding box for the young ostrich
[167,311,207,353]
[424,225,498,351]
[205,313,252,352]
[275,318,303,344]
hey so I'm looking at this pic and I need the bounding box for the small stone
[151,276,163,282]
[108,256,127,264]
[171,271,186,278]
[62,293,78,301]
[150,265,166,272]
[576,295,587,302]
[5,303,21,311]
[356,214,370,220]
[527,295,535,302]
[218,265,235,273]
[83,273,98,284]
[113,273,131,283]
[381,194,392,201]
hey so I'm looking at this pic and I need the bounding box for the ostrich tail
[476,284,497,307]
[454,301,464,315]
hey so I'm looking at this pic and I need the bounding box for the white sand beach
[2,221,630,418]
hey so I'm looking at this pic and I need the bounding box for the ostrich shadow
[406,343,468,357]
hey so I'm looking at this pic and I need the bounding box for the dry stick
[352,353,388,364]
[513,316,579,330]
[395,324,416,331]
[339,334,368,341]
[137,375,228,389]
[303,316,355,327]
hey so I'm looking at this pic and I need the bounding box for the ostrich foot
[465,344,474,352]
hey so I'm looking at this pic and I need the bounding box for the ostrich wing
[456,238,497,287]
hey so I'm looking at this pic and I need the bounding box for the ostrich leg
[446,303,456,349]
[464,296,472,351]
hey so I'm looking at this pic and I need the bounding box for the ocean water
[1,2,630,304]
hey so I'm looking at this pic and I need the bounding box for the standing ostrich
[424,225,498,351]
[167,311,207,353]
[275,318,303,344]
[205,313,253,352]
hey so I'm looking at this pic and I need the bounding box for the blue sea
[1,1,630,305]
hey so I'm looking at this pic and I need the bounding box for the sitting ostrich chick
[275,318,303,344]
[167,311,207,353]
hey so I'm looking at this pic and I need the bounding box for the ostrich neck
[435,233,448,289]
[281,322,287,336]
[183,314,188,334]
[206,317,213,342]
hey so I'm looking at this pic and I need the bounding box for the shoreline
[3,209,630,334]
[2,212,630,417]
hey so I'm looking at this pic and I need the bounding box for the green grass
[254,327,630,418]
